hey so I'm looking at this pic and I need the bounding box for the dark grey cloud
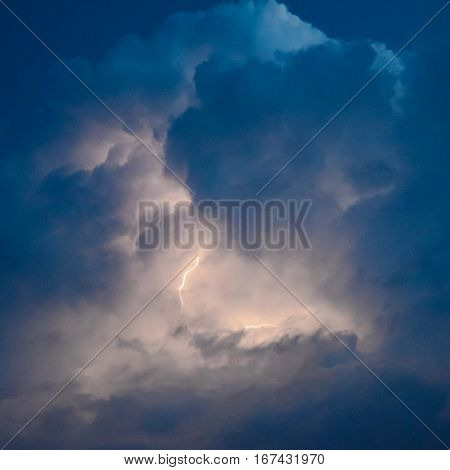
[5,330,449,449]
[166,38,403,200]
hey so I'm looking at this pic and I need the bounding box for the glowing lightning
[178,256,200,311]
[244,324,275,330]
[176,256,275,335]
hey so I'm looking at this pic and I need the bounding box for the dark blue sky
[0,0,449,449]
[0,0,445,119]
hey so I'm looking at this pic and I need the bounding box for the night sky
[0,0,449,449]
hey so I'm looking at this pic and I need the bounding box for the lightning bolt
[244,324,275,330]
[178,256,200,312]
[176,256,275,335]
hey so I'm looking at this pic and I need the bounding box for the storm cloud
[0,0,449,449]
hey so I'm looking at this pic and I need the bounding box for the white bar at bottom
[0,450,448,469]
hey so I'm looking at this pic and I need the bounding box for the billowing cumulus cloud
[0,0,449,449]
